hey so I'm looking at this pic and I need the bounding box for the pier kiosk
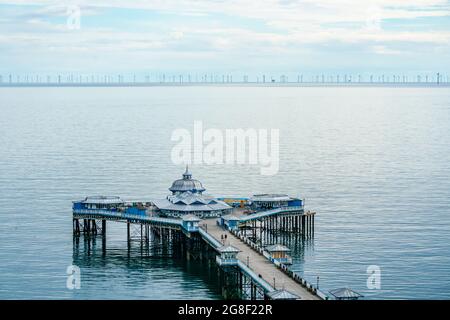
[216,245,241,267]
[250,194,303,210]
[264,244,293,265]
[219,215,242,231]
[182,214,201,232]
[267,289,299,300]
[329,288,363,300]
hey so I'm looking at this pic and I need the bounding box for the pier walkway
[202,219,319,300]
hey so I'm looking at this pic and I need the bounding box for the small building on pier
[264,244,293,265]
[216,245,241,267]
[181,214,201,232]
[219,215,242,231]
[154,167,232,219]
[329,288,363,300]
[250,194,303,211]
[73,196,124,212]
[72,196,149,216]
[267,289,299,300]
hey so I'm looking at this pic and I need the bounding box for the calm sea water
[0,86,449,299]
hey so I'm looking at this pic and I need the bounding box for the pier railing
[73,209,182,227]
[239,206,304,222]
[198,227,222,249]
[230,228,328,299]
[237,261,275,293]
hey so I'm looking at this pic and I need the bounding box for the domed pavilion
[153,167,232,219]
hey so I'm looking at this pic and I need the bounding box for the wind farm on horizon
[0,72,448,87]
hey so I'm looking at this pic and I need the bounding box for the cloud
[2,0,449,22]
[372,45,404,55]
[0,0,449,73]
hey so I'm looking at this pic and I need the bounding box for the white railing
[239,206,304,222]
[73,209,182,226]
[237,261,274,293]
[198,228,222,249]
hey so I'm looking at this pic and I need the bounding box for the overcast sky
[1,0,449,78]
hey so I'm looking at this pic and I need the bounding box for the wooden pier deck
[203,219,319,300]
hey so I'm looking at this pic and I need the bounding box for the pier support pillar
[145,225,150,244]
[92,220,97,235]
[309,215,312,237]
[73,218,80,236]
[127,222,131,245]
[101,219,106,251]
[305,215,308,235]
[309,215,312,236]
[301,216,305,236]
[83,219,89,234]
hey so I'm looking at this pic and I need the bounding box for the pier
[72,169,323,300]
[73,204,320,300]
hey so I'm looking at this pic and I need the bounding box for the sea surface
[0,86,449,299]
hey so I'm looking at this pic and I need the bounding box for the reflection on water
[71,234,222,300]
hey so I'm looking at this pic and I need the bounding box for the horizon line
[0,82,448,88]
